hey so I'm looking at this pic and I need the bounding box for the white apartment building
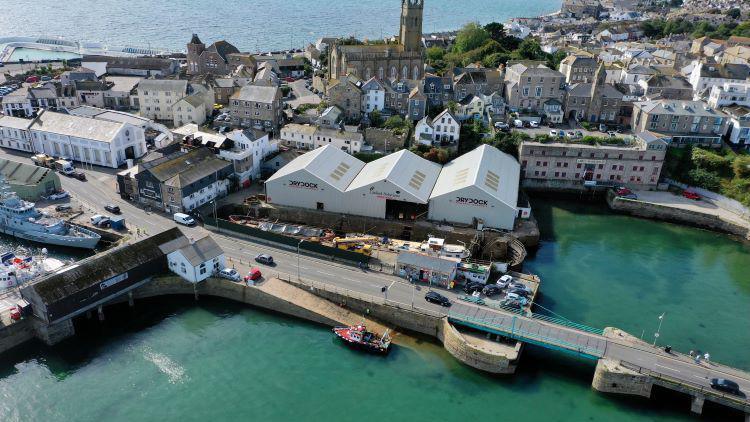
[688,62,750,94]
[29,110,147,168]
[222,128,277,184]
[137,80,213,127]
[708,81,750,108]
[0,116,34,152]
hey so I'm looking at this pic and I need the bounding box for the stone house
[559,55,598,84]
[228,85,282,133]
[504,63,564,113]
[564,64,623,123]
[186,34,255,77]
[327,76,363,120]
[638,75,693,101]
[407,87,427,121]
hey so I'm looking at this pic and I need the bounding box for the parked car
[104,204,121,214]
[218,268,241,281]
[508,288,530,298]
[529,121,540,128]
[710,378,742,396]
[244,267,262,282]
[599,123,608,132]
[44,191,69,200]
[55,204,73,212]
[557,130,566,138]
[497,274,514,288]
[683,190,701,200]
[566,131,575,139]
[74,172,86,181]
[621,193,638,200]
[90,214,111,227]
[576,130,584,138]
[494,122,510,132]
[549,129,558,137]
[615,187,632,196]
[513,119,524,128]
[254,254,274,265]
[509,282,532,294]
[501,298,523,309]
[482,284,502,296]
[463,281,484,294]
[425,291,451,307]
[9,305,21,321]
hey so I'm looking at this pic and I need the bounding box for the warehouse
[428,145,520,230]
[344,149,441,219]
[0,158,61,200]
[265,145,365,213]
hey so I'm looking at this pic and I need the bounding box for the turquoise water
[0,0,561,52]
[0,198,748,421]
[7,48,80,62]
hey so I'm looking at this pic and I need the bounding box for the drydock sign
[288,180,319,190]
[454,196,488,207]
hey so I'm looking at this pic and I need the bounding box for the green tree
[669,0,683,7]
[546,50,568,71]
[692,148,731,176]
[688,168,721,191]
[482,52,511,68]
[484,22,506,43]
[426,46,445,62]
[733,155,750,178]
[446,101,458,114]
[369,109,383,127]
[454,22,490,53]
[514,38,545,60]
[726,8,741,19]
[422,147,450,164]
[731,22,750,38]
[384,115,407,134]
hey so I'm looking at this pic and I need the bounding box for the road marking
[317,271,335,276]
[693,375,706,379]
[655,363,681,373]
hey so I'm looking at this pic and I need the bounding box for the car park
[425,291,451,307]
[104,204,121,214]
[710,378,742,395]
[218,268,241,281]
[254,254,274,265]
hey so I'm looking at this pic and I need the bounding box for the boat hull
[0,225,100,249]
[332,327,390,355]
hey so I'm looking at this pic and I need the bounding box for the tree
[446,101,458,114]
[482,52,511,68]
[669,0,683,7]
[484,22,506,43]
[426,46,445,62]
[514,38,545,61]
[454,22,490,53]
[688,168,721,191]
[422,147,450,164]
[546,50,568,71]
[726,8,741,19]
[369,109,383,127]
[733,155,750,179]
[731,22,750,38]
[384,115,407,134]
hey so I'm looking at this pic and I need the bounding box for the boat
[332,324,391,354]
[0,251,67,290]
[0,178,100,249]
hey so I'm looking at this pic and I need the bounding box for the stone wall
[607,192,750,240]
[0,318,35,354]
[592,358,654,397]
[32,318,75,346]
[438,319,518,374]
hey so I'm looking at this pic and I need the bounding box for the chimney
[189,237,195,245]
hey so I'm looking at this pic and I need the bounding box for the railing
[530,313,604,336]
[448,310,605,358]
[619,362,750,410]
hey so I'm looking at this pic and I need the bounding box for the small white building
[361,77,386,113]
[428,145,520,230]
[708,81,750,108]
[164,235,225,284]
[414,109,460,147]
[688,62,750,95]
[29,110,147,168]
[265,144,365,213]
[0,116,35,152]
[280,123,364,153]
[344,149,441,219]
[223,128,276,185]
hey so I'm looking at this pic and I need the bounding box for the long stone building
[328,0,425,82]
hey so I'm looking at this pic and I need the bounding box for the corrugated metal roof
[396,251,457,274]
[30,110,126,143]
[346,149,441,203]
[430,145,520,210]
[265,145,365,192]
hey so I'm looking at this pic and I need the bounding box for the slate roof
[30,110,126,143]
[232,85,279,103]
[206,40,240,62]
[160,235,223,266]
[0,158,55,186]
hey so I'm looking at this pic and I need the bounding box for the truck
[31,154,55,168]
[54,160,75,176]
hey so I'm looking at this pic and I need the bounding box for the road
[1,147,749,410]
[286,79,321,109]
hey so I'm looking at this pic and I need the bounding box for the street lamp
[297,239,305,280]
[652,312,665,347]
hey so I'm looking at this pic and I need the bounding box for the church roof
[190,34,203,45]
[207,40,240,62]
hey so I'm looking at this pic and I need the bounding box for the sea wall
[438,318,518,374]
[0,318,35,354]
[606,192,750,240]
[592,358,653,398]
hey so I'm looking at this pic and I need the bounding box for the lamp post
[652,312,665,347]
[297,239,305,280]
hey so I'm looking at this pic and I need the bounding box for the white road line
[317,271,335,277]
[655,363,681,373]
[693,375,706,379]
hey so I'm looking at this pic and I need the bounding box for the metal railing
[448,310,605,358]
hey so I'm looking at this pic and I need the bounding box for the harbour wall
[606,192,750,240]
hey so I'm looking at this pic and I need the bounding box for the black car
[463,281,484,294]
[508,288,530,298]
[254,254,274,265]
[55,204,72,212]
[482,284,502,296]
[710,378,742,396]
[104,204,121,214]
[425,291,451,307]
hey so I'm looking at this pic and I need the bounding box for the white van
[173,212,195,226]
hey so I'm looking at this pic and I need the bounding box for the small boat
[332,324,391,354]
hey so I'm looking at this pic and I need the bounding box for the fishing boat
[0,250,66,290]
[332,324,391,354]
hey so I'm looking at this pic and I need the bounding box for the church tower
[399,0,424,53]
[186,34,205,75]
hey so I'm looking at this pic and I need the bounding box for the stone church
[328,0,425,82]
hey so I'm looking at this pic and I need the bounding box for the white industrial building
[265,144,522,230]
[428,145,520,230]
[265,145,365,213]
[344,149,441,219]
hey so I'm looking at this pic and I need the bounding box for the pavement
[1,147,749,408]
[633,190,750,230]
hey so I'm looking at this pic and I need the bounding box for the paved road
[286,79,321,109]
[2,147,749,410]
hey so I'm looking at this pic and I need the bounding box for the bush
[732,155,750,178]
[692,148,732,176]
[688,168,722,191]
[422,147,451,164]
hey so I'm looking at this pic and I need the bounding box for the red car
[25,76,39,83]
[616,187,632,196]
[244,267,262,282]
[9,306,21,321]
[683,191,701,200]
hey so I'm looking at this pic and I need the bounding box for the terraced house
[632,99,729,147]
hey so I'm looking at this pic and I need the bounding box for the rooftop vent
[408,170,426,190]
[485,170,500,191]
[329,162,351,181]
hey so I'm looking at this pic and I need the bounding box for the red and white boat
[332,324,391,354]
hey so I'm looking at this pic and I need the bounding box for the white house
[413,109,460,147]
[280,123,364,153]
[222,128,277,184]
[688,62,750,95]
[166,236,225,284]
[456,95,485,121]
[361,77,386,114]
[0,116,35,152]
[29,110,147,168]
[707,81,750,108]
